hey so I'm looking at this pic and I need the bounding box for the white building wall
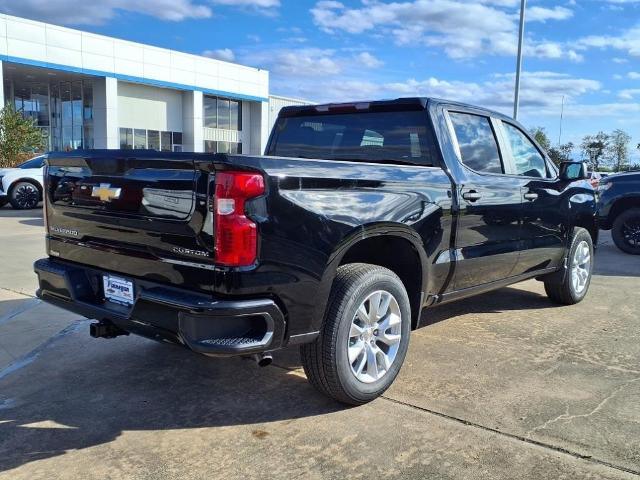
[118,82,183,132]
[182,90,203,153]
[268,95,314,134]
[0,14,269,102]
[93,77,119,149]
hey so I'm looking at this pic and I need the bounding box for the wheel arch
[318,224,428,330]
[8,177,44,199]
[607,195,640,228]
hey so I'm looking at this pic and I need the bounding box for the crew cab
[597,171,640,254]
[34,98,597,405]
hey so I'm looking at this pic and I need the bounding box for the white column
[0,60,5,110]
[93,77,119,149]
[248,100,270,155]
[182,90,203,152]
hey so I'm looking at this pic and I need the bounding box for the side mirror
[559,161,588,181]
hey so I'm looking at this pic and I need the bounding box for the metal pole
[513,0,526,120]
[558,95,564,145]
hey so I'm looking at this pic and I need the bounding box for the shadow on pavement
[0,330,343,473]
[594,233,640,278]
[18,218,44,227]
[420,285,555,327]
[0,205,43,218]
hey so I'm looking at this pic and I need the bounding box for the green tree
[0,104,45,168]
[548,142,574,166]
[581,132,609,171]
[530,126,551,151]
[607,129,632,172]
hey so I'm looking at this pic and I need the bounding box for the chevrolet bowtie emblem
[92,183,122,202]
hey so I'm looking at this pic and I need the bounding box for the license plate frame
[103,275,135,305]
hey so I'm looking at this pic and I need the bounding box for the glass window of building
[230,100,241,130]
[172,132,182,152]
[204,140,241,154]
[160,131,172,151]
[120,128,133,149]
[134,129,146,149]
[148,130,160,150]
[217,99,230,130]
[204,96,217,128]
[203,95,242,131]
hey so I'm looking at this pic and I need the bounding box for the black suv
[597,171,640,254]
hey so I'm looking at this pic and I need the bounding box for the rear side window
[268,111,436,166]
[502,122,548,178]
[449,112,503,174]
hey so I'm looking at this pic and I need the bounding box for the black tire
[544,227,594,305]
[300,263,411,405]
[0,198,7,208]
[9,181,41,210]
[611,208,640,255]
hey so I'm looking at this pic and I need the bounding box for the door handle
[462,191,482,202]
[523,192,539,201]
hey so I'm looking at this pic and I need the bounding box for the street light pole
[513,0,526,120]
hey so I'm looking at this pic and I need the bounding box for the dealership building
[0,14,308,155]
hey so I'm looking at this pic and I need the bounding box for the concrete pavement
[0,204,639,479]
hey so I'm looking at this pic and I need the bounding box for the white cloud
[577,24,640,56]
[613,57,629,63]
[202,48,235,62]
[0,0,212,25]
[244,48,342,76]
[211,0,279,6]
[526,6,573,22]
[618,89,640,100]
[628,72,640,79]
[355,52,384,68]
[210,0,280,15]
[310,0,578,61]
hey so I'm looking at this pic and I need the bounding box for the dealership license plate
[103,275,134,305]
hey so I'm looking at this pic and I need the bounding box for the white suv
[0,155,45,210]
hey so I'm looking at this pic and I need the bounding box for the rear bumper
[34,258,286,356]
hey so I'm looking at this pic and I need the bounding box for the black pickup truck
[596,171,640,254]
[34,98,597,405]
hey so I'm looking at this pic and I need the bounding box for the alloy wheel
[348,290,402,384]
[13,184,39,209]
[621,216,640,248]
[571,240,591,294]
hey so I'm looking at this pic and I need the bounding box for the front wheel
[9,182,40,210]
[544,227,594,305]
[611,208,640,255]
[301,263,411,405]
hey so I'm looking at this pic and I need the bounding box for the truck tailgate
[44,151,215,293]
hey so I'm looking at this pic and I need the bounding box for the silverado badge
[92,183,122,202]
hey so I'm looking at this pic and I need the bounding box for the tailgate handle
[523,192,539,201]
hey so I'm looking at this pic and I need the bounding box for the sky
[1,0,639,162]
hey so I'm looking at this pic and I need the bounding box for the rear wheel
[544,227,593,305]
[9,182,40,210]
[300,263,411,405]
[611,208,640,255]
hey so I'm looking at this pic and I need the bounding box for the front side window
[449,112,503,174]
[18,157,44,169]
[502,123,548,178]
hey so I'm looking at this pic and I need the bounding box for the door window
[502,123,548,178]
[449,112,503,174]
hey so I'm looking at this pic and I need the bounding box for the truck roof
[278,97,513,122]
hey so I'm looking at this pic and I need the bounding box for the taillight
[213,171,265,267]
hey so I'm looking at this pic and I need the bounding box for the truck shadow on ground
[0,274,624,472]
[0,325,344,473]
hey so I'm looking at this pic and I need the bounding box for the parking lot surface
[0,205,639,479]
